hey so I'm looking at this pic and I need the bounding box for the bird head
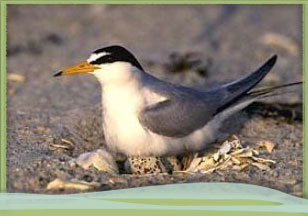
[54,45,144,84]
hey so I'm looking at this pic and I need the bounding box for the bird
[54,45,301,157]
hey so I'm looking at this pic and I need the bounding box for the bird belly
[103,109,221,156]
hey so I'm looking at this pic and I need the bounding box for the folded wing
[138,55,278,138]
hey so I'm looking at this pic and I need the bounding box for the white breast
[102,80,168,155]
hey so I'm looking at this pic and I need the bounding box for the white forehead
[87,52,109,63]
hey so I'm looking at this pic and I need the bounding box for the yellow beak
[54,61,100,77]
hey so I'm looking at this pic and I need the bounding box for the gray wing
[138,55,277,138]
[138,91,218,138]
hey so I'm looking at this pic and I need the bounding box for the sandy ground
[6,5,303,195]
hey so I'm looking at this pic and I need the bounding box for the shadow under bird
[54,45,301,156]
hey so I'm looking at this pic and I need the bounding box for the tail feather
[214,81,302,122]
[216,55,278,113]
[224,82,303,113]
[224,55,278,100]
[216,81,302,115]
[248,81,303,97]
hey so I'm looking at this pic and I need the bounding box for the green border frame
[0,0,307,206]
[0,0,6,193]
[2,0,308,4]
[304,2,308,199]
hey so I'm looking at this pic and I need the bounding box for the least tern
[55,45,301,157]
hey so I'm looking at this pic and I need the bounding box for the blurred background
[6,5,303,194]
[7,5,302,111]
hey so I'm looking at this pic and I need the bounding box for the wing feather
[138,90,217,137]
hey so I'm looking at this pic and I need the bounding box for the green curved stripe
[98,199,281,206]
[0,209,306,216]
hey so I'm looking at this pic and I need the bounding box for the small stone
[280,179,297,185]
[7,73,25,82]
[71,149,119,175]
[261,32,299,56]
[257,140,276,153]
[47,178,99,191]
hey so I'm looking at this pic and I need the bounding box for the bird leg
[182,148,198,170]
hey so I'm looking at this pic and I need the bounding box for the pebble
[7,73,25,82]
[47,178,99,191]
[70,149,119,175]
